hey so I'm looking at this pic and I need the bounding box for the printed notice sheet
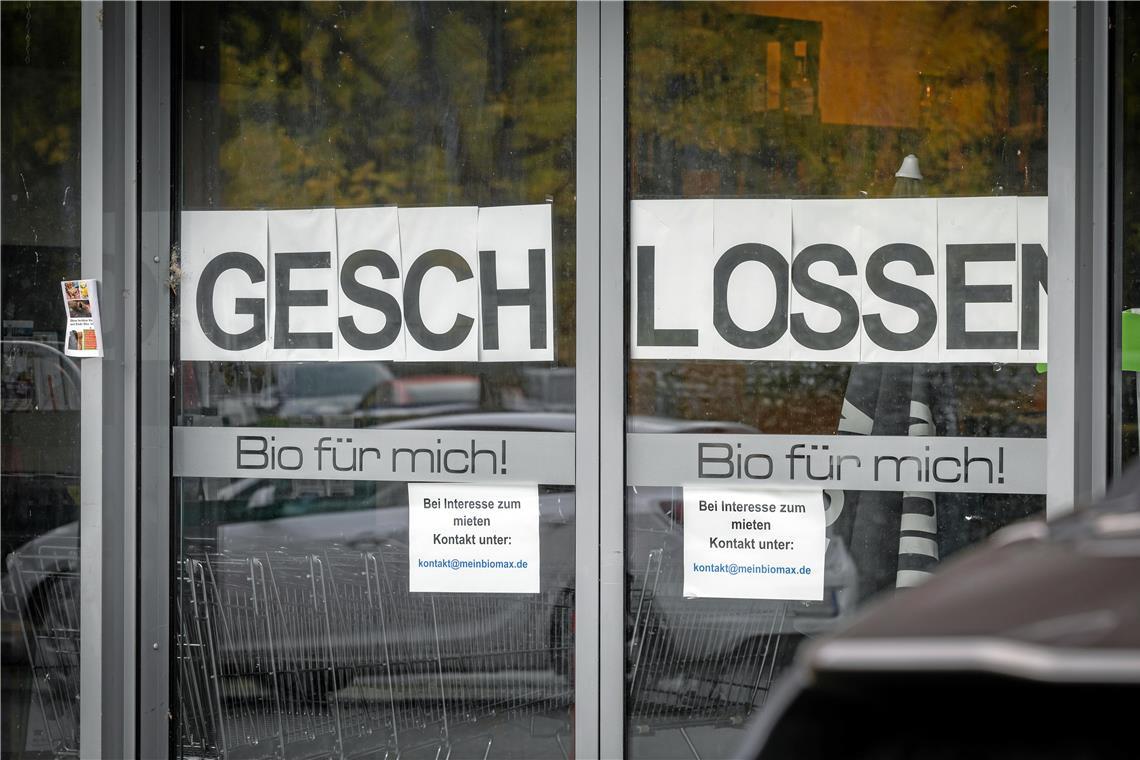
[60,279,104,357]
[408,482,540,593]
[683,486,825,600]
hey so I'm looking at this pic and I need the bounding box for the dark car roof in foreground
[733,470,1140,760]
[802,466,1140,683]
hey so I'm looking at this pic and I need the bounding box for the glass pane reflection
[625,3,1047,757]
[2,3,83,757]
[176,3,577,758]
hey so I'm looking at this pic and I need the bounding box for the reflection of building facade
[0,3,1128,760]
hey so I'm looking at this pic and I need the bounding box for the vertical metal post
[1047,1,1109,516]
[598,2,626,757]
[80,2,138,758]
[139,2,172,757]
[78,4,104,752]
[575,2,601,758]
[1091,1,1112,498]
[1110,2,1125,480]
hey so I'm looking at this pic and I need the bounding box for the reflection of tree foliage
[185,1,577,365]
[2,0,82,243]
[913,2,1048,196]
[195,2,574,209]
[626,2,1049,433]
[2,2,81,211]
[2,2,82,332]
[1122,6,1140,312]
[629,6,773,158]
[628,1,1048,198]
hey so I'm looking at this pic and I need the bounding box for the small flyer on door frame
[60,279,104,357]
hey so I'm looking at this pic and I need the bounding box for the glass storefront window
[2,2,83,757]
[174,3,577,758]
[9,2,1125,757]
[624,3,1048,756]
[1116,3,1140,475]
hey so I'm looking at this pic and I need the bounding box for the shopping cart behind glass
[6,539,82,757]
[626,549,792,760]
[177,546,573,760]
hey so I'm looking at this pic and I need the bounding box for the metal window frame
[126,4,612,759]
[1109,1,1125,480]
[1047,0,1111,515]
[138,2,174,757]
[79,2,139,758]
[598,3,627,759]
[576,3,603,758]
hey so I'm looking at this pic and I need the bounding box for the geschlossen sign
[632,196,1047,363]
[180,196,1046,364]
[180,204,555,362]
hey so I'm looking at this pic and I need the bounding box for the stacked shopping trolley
[626,549,792,760]
[5,538,82,758]
[176,546,573,760]
[8,540,792,760]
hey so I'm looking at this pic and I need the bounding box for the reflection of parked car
[359,374,481,410]
[181,413,855,675]
[272,362,395,419]
[502,367,576,412]
[1,340,81,664]
[381,410,575,432]
[353,374,483,425]
[1,342,82,756]
[379,410,766,435]
[263,364,485,425]
[6,409,859,758]
[735,468,1140,760]
[1,340,80,412]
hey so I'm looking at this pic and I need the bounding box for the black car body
[736,468,1140,760]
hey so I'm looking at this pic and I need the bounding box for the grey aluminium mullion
[598,1,625,758]
[575,2,602,758]
[1045,0,1075,516]
[1091,0,1111,500]
[1047,1,1109,516]
[139,2,173,758]
[78,4,104,753]
[1110,2,1125,480]
[80,2,139,758]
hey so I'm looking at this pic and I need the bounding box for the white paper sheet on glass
[267,208,339,361]
[629,199,714,360]
[60,279,104,358]
[335,206,406,362]
[398,206,480,362]
[788,200,864,362]
[408,482,541,594]
[476,204,555,362]
[708,199,794,361]
[937,196,1020,364]
[180,210,269,361]
[859,198,940,362]
[682,486,825,600]
[1017,196,1048,364]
